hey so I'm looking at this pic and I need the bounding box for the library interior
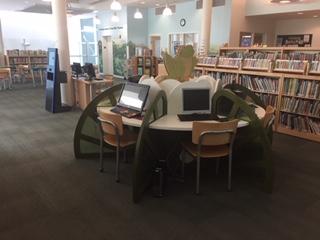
[0,0,320,239]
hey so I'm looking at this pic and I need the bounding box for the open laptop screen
[118,82,150,112]
[182,88,210,114]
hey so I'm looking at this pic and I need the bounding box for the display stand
[45,48,71,113]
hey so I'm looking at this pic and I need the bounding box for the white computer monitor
[182,88,211,114]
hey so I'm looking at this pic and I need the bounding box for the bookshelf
[131,56,158,77]
[194,47,320,142]
[7,49,48,81]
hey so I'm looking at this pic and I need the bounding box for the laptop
[177,88,219,122]
[111,82,150,118]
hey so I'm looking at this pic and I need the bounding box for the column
[51,0,74,106]
[200,0,213,57]
[0,19,4,55]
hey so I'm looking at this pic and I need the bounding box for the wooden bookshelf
[131,56,158,77]
[194,47,320,142]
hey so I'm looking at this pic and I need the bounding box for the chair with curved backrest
[262,105,276,143]
[98,111,138,182]
[181,119,239,194]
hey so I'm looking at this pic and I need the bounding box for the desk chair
[98,112,138,182]
[181,119,239,194]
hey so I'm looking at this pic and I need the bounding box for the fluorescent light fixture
[313,15,319,18]
[42,0,51,2]
[297,12,303,15]
[162,4,172,16]
[110,0,122,11]
[111,12,120,22]
[279,0,291,3]
[134,8,143,19]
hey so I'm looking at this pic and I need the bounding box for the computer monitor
[182,88,211,114]
[83,63,96,80]
[118,82,150,112]
[71,62,82,77]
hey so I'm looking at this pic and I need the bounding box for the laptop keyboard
[177,113,220,122]
[111,106,140,118]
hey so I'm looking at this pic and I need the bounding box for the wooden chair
[98,112,138,182]
[262,105,276,143]
[181,119,239,194]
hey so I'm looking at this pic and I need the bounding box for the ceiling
[0,0,192,13]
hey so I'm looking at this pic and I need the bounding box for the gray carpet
[1,87,320,240]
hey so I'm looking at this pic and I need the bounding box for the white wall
[148,0,232,52]
[229,0,276,46]
[127,7,148,46]
[246,0,320,16]
[275,18,320,47]
[0,11,56,51]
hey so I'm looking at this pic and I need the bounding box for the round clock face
[180,18,186,27]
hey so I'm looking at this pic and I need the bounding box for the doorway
[102,36,113,75]
[150,36,161,58]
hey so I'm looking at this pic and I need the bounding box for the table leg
[40,70,43,85]
[89,84,93,101]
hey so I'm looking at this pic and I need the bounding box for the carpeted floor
[1,87,320,240]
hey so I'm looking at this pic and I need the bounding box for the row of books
[280,113,320,134]
[198,57,218,65]
[7,49,47,56]
[217,57,242,67]
[282,52,320,61]
[193,69,203,78]
[283,78,320,99]
[242,59,270,69]
[256,93,277,107]
[275,60,305,70]
[216,72,237,87]
[310,61,320,72]
[30,57,48,64]
[239,75,279,93]
[281,97,320,117]
[9,58,29,64]
[245,51,278,60]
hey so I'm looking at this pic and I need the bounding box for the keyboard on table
[111,106,141,118]
[177,113,220,122]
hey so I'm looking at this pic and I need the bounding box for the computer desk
[97,106,266,130]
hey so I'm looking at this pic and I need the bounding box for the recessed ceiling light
[42,0,51,2]
[155,3,160,7]
[297,12,303,15]
[141,1,145,4]
[313,15,319,18]
[279,0,291,3]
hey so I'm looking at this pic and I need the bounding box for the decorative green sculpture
[163,45,198,82]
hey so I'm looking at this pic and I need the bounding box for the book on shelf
[274,59,306,71]
[256,93,277,107]
[281,97,320,117]
[217,57,241,68]
[282,52,320,61]
[239,75,279,93]
[242,59,270,69]
[214,72,237,87]
[280,113,320,135]
[310,61,320,73]
[198,57,218,65]
[283,78,320,99]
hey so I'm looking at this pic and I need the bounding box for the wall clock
[180,18,186,27]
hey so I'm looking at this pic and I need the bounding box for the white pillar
[0,19,4,54]
[51,0,74,106]
[200,0,213,57]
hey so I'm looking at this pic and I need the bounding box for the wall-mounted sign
[99,26,123,31]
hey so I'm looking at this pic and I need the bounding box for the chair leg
[216,157,220,175]
[123,149,128,163]
[99,138,104,172]
[228,154,232,191]
[116,146,120,182]
[196,155,201,195]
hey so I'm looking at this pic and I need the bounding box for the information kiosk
[45,48,72,113]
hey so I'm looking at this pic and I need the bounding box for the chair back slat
[262,105,275,128]
[98,112,123,136]
[192,119,238,146]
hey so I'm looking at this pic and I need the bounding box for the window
[80,18,97,65]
